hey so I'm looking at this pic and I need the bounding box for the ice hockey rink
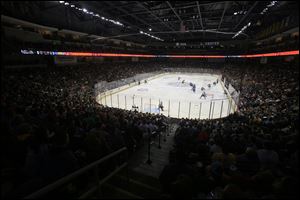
[97,73,237,119]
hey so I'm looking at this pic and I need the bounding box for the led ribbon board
[241,50,299,58]
[21,50,299,58]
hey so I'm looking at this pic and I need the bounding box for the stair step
[99,183,143,199]
[108,175,161,198]
[119,169,161,190]
[119,176,160,193]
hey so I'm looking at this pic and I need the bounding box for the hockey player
[200,91,207,99]
[192,84,196,93]
[158,101,164,111]
[208,83,211,89]
[178,77,181,80]
[201,87,205,91]
[182,80,185,84]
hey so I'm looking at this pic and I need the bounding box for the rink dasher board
[97,72,236,119]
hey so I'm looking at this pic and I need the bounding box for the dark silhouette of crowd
[1,62,165,198]
[159,61,299,199]
[1,60,299,199]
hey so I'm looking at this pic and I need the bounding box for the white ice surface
[97,73,236,119]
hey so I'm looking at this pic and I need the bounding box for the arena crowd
[1,60,298,198]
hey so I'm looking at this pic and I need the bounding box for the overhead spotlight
[149,28,152,31]
[234,12,237,15]
[140,31,143,34]
[59,1,64,3]
[95,14,99,17]
[101,17,104,20]
[83,8,87,12]
[70,4,75,7]
[64,2,69,5]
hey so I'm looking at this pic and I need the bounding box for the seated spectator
[83,128,112,163]
[236,147,260,176]
[159,150,198,194]
[40,128,79,183]
[251,170,275,198]
[257,142,279,170]
[209,139,223,154]
[170,174,194,199]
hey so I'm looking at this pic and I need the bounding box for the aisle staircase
[98,168,162,199]
[95,123,178,199]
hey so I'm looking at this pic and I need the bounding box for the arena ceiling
[1,1,298,44]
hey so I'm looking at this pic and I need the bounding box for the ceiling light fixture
[260,1,277,14]
[139,30,163,41]
[59,3,124,27]
[233,21,252,38]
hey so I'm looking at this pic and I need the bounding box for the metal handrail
[25,147,128,199]
[79,162,128,199]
